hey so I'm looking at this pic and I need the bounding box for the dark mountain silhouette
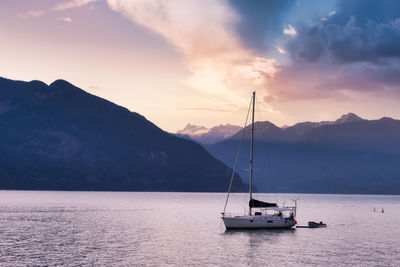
[228,120,335,144]
[206,114,400,194]
[229,121,285,142]
[0,77,246,192]
[281,121,333,141]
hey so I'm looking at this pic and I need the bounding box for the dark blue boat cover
[249,198,277,208]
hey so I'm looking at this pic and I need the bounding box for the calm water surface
[0,191,399,266]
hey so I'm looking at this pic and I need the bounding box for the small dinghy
[308,221,327,228]
[296,221,327,228]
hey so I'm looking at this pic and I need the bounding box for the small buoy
[381,208,384,213]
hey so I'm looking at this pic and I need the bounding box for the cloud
[53,0,100,11]
[26,10,46,18]
[265,0,400,104]
[58,17,73,23]
[107,0,280,107]
[269,60,400,103]
[283,24,297,36]
[288,17,400,64]
[19,10,45,19]
[276,46,286,54]
[286,0,400,65]
[227,0,294,52]
[20,0,99,19]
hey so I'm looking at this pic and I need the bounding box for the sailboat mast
[249,91,255,216]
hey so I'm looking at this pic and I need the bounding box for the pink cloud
[107,0,280,108]
[19,0,99,19]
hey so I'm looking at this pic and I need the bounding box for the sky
[1,0,400,132]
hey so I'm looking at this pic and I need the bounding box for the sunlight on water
[0,191,399,266]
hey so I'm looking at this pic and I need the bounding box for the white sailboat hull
[222,215,296,229]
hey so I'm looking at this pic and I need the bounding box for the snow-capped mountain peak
[176,123,241,144]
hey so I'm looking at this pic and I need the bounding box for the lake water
[0,191,399,266]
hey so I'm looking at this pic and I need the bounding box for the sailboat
[221,91,297,229]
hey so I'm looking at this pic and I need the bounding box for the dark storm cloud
[266,59,400,104]
[288,0,400,64]
[229,0,294,52]
[332,0,400,26]
[261,0,400,103]
[228,0,400,103]
[314,61,400,92]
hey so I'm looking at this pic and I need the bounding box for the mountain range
[175,113,362,145]
[176,123,241,144]
[1,76,399,194]
[226,113,364,143]
[206,113,400,194]
[0,77,246,192]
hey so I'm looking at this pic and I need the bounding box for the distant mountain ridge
[206,113,400,194]
[178,112,364,145]
[220,112,364,144]
[0,77,247,192]
[335,113,363,124]
[176,123,241,144]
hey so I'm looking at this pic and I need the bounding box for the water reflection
[0,191,399,266]
[223,228,297,265]
[223,228,296,235]
[223,229,296,249]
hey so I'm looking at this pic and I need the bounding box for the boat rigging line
[222,93,253,215]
